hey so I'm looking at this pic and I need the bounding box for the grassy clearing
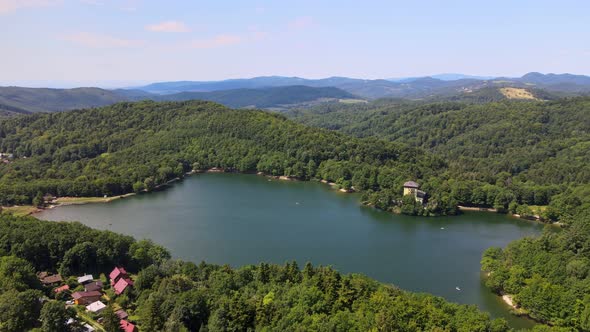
[499,87,537,100]
[55,193,135,205]
[2,205,38,216]
[529,205,547,216]
[338,98,367,104]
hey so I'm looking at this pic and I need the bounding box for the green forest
[288,97,590,221]
[2,99,589,219]
[0,97,589,330]
[0,100,453,216]
[0,214,512,331]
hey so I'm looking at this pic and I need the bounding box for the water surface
[37,173,543,328]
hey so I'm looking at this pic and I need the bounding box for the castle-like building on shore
[403,181,426,204]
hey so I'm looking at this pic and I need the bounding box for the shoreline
[458,205,555,225]
[15,168,355,217]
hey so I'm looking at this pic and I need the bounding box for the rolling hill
[133,72,590,99]
[0,86,127,113]
[153,85,358,109]
[0,85,359,114]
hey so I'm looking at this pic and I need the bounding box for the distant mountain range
[133,72,590,99]
[0,72,588,114]
[389,73,496,82]
[0,85,358,114]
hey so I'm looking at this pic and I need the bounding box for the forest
[288,97,590,222]
[1,99,588,220]
[481,205,590,329]
[0,97,589,330]
[0,100,454,216]
[0,214,514,331]
[286,96,590,330]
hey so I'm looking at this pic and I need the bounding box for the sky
[0,0,589,87]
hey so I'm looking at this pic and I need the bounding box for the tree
[0,256,39,292]
[59,242,97,276]
[40,301,73,332]
[32,191,44,208]
[102,305,123,332]
[0,289,43,332]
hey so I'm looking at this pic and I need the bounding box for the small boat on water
[455,287,461,291]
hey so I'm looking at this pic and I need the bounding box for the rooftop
[86,300,106,313]
[77,274,94,284]
[403,181,420,188]
[72,290,102,300]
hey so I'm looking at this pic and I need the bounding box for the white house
[77,274,94,284]
[86,300,106,313]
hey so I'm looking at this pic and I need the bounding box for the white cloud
[61,32,143,49]
[146,21,190,33]
[0,0,61,14]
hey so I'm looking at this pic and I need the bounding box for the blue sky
[0,0,589,86]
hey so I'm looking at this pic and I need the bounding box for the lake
[36,173,543,328]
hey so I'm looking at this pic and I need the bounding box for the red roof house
[54,285,70,293]
[109,267,128,283]
[113,277,134,295]
[120,320,137,332]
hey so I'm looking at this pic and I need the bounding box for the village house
[120,320,138,332]
[84,281,103,292]
[39,273,63,286]
[403,181,427,204]
[71,290,102,305]
[115,309,129,320]
[86,300,106,313]
[110,267,134,295]
[77,274,94,284]
[113,277,133,295]
[54,284,70,294]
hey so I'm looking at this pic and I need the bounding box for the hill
[0,85,360,114]
[0,100,455,216]
[134,72,590,99]
[289,97,590,216]
[154,85,359,109]
[0,86,127,113]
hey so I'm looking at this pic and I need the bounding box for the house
[403,181,427,204]
[84,281,103,292]
[109,267,128,283]
[113,277,133,295]
[86,300,106,313]
[54,285,70,293]
[40,274,63,286]
[120,320,138,332]
[77,274,94,284]
[71,290,102,305]
[110,267,134,295]
[115,309,128,320]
